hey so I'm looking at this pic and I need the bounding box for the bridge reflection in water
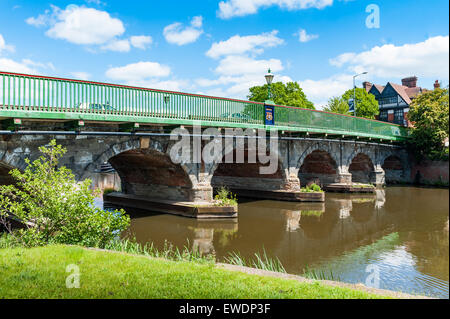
[102,186,449,299]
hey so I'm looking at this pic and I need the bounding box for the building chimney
[434,80,440,89]
[401,76,418,88]
[362,81,372,92]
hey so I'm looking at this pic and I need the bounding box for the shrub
[214,187,238,207]
[301,183,323,193]
[0,140,130,248]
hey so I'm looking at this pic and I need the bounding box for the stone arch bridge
[0,124,411,204]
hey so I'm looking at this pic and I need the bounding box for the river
[100,186,449,299]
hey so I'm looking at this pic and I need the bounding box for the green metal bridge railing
[0,71,409,141]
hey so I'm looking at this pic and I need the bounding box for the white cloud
[206,30,284,59]
[218,0,333,19]
[0,57,54,75]
[0,34,53,75]
[26,5,154,53]
[215,55,283,76]
[163,16,203,46]
[195,54,290,99]
[0,58,37,74]
[47,6,124,45]
[105,62,189,91]
[101,39,131,52]
[298,73,354,108]
[27,5,125,45]
[105,61,171,83]
[130,35,153,50]
[330,35,450,80]
[295,29,318,42]
[0,34,14,54]
[71,71,91,80]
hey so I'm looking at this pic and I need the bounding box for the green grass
[0,245,389,299]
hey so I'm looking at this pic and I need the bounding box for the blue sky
[0,0,448,107]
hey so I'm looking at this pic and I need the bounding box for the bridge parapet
[1,71,409,142]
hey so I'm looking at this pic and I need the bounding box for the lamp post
[265,69,274,101]
[352,72,368,116]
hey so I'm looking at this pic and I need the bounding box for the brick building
[363,77,438,127]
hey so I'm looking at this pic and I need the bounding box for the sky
[0,0,448,108]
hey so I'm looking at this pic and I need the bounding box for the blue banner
[265,106,275,125]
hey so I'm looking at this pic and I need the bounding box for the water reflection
[102,186,449,298]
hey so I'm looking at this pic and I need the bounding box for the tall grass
[103,238,215,264]
[302,265,341,281]
[224,250,286,273]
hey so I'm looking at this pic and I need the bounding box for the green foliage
[407,88,449,161]
[214,187,238,207]
[323,96,351,115]
[301,183,323,193]
[248,82,315,109]
[342,88,379,119]
[0,140,130,248]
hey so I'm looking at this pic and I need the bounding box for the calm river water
[101,186,449,298]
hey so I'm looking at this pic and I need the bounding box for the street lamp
[352,72,368,116]
[265,68,274,100]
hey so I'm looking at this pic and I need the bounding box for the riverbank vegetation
[0,245,388,299]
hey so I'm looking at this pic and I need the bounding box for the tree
[0,140,130,247]
[248,82,315,109]
[323,96,351,115]
[408,88,449,161]
[341,88,379,119]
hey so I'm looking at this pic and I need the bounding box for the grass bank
[0,245,388,299]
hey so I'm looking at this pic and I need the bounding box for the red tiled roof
[389,83,412,104]
[404,86,423,99]
[373,84,385,93]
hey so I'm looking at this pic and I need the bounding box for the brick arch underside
[108,149,194,202]
[298,150,338,187]
[382,155,406,184]
[211,149,287,192]
[349,153,375,183]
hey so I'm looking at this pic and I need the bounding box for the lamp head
[265,68,274,85]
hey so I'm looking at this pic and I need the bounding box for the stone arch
[109,149,194,202]
[296,142,340,172]
[81,138,200,202]
[348,153,376,184]
[345,145,377,170]
[298,150,339,187]
[209,145,290,193]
